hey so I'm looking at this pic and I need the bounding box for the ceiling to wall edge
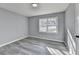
[0,7,27,17]
[27,3,69,17]
[28,11,65,18]
[0,4,69,18]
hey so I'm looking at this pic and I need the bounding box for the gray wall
[65,4,76,43]
[0,8,28,46]
[65,4,76,49]
[75,4,79,35]
[65,4,75,37]
[28,12,65,42]
[74,4,79,54]
[64,4,79,55]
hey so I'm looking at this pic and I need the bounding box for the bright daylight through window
[39,17,58,33]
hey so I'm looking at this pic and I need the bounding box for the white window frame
[39,17,58,33]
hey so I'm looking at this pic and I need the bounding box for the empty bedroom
[0,3,78,55]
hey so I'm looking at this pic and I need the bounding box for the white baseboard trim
[0,35,64,48]
[0,36,28,48]
[29,35,64,43]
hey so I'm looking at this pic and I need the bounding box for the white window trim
[39,17,58,33]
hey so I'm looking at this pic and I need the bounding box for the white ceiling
[0,3,69,17]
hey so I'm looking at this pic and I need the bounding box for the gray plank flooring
[0,37,68,55]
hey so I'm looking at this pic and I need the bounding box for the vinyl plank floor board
[0,37,68,55]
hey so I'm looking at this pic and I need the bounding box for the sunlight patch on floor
[46,47,69,55]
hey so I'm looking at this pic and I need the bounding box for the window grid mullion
[47,18,48,32]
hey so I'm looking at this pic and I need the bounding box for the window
[39,17,58,33]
